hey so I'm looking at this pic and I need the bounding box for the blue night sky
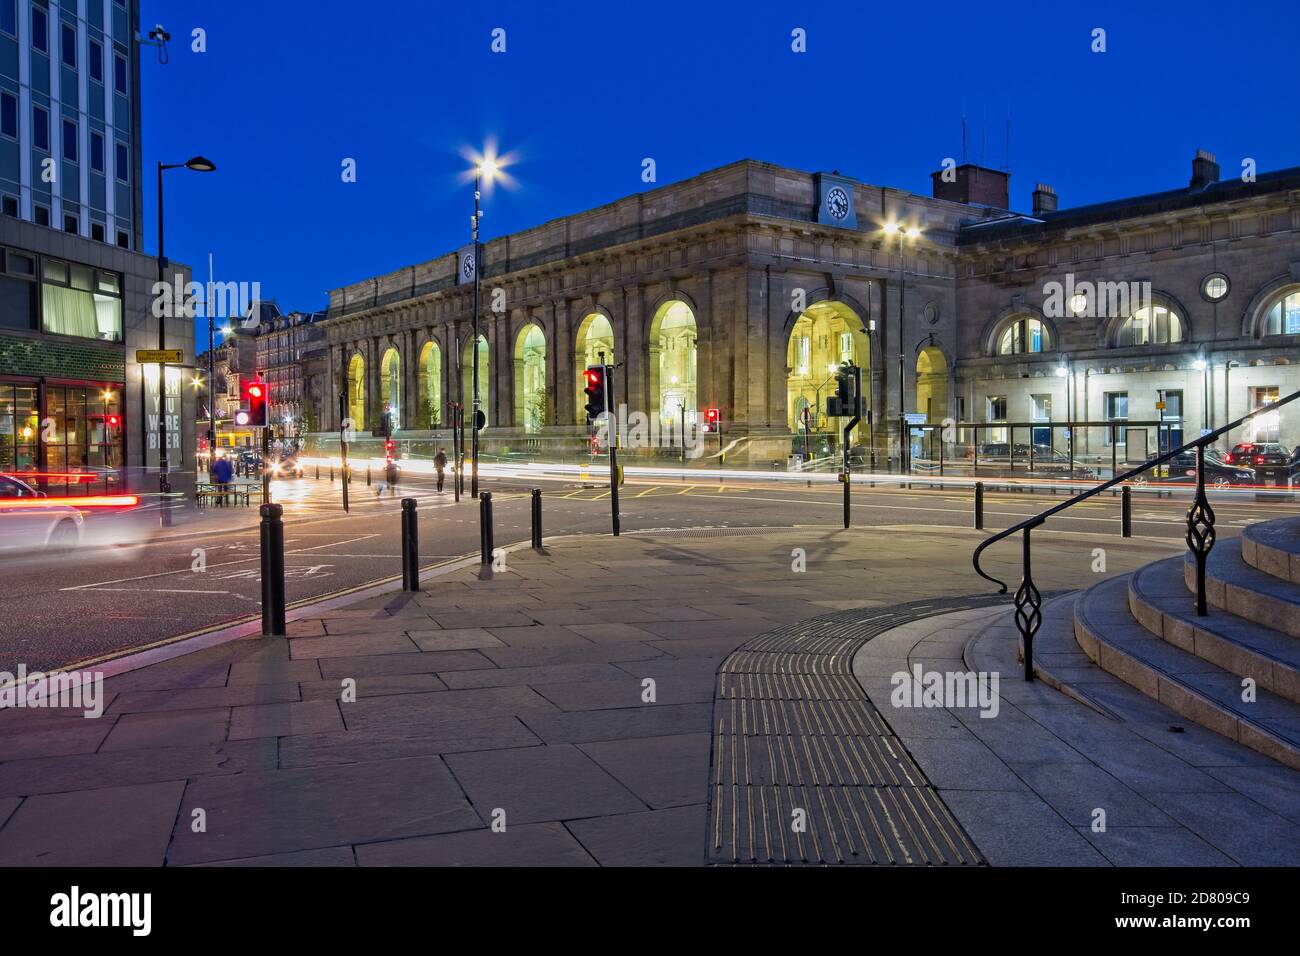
[143,0,1297,340]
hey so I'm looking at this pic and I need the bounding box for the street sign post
[135,349,184,364]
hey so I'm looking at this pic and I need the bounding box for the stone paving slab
[0,524,1207,866]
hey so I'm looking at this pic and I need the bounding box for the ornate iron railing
[973,387,1300,681]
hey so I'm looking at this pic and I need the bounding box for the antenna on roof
[1004,104,1011,174]
[981,104,987,168]
[961,100,968,165]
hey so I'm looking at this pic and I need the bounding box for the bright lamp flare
[460,139,519,193]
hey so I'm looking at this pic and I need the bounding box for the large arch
[573,311,615,424]
[514,323,547,433]
[915,345,949,423]
[346,352,366,431]
[379,347,402,430]
[785,299,871,439]
[416,340,442,428]
[1242,278,1300,339]
[461,333,489,428]
[981,306,1059,357]
[647,299,697,428]
[1100,290,1193,348]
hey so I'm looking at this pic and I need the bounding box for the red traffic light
[106,414,120,428]
[240,378,269,428]
[706,407,719,422]
[583,368,603,387]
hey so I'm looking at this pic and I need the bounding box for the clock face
[826,186,850,221]
[461,253,476,280]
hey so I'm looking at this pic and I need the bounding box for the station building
[318,150,1300,467]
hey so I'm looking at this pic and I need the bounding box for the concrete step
[1185,541,1300,639]
[1243,516,1300,586]
[1074,575,1300,771]
[1130,557,1300,704]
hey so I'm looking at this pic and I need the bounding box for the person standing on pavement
[211,454,234,507]
[434,447,448,493]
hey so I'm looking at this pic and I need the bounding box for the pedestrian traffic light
[240,378,269,428]
[106,413,120,429]
[583,365,609,423]
[384,438,395,462]
[702,407,720,433]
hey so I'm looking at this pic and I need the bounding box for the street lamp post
[471,166,482,498]
[884,222,921,474]
[155,156,215,525]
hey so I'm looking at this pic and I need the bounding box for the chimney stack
[1190,149,1220,190]
[1031,183,1057,217]
[931,163,1010,210]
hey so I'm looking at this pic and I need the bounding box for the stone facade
[318,154,1300,465]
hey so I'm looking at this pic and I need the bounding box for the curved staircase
[1069,516,1300,770]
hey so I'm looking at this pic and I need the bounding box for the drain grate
[707,595,1006,866]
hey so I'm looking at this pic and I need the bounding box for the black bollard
[315,464,320,480]
[974,481,985,530]
[259,503,287,636]
[531,488,543,549]
[401,497,419,590]
[1121,485,1132,538]
[480,491,494,566]
[366,464,371,486]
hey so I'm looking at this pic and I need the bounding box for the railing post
[1014,526,1042,682]
[974,481,984,530]
[401,497,419,591]
[480,491,494,567]
[531,488,543,550]
[259,503,287,636]
[1121,485,1132,538]
[1187,444,1216,617]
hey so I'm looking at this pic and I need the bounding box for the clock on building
[461,252,476,281]
[826,186,850,221]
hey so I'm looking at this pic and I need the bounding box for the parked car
[1143,452,1255,487]
[0,474,83,551]
[1224,442,1291,470]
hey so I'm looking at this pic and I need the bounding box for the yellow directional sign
[135,349,184,364]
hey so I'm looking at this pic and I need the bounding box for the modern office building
[320,150,1300,468]
[0,0,194,494]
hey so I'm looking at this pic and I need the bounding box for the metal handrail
[973,386,1300,680]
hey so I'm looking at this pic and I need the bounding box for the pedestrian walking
[434,447,448,494]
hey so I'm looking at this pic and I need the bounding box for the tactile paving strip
[707,596,1005,866]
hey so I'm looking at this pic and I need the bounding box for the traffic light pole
[261,424,271,505]
[600,352,619,536]
[338,393,350,514]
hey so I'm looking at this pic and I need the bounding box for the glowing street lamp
[461,140,517,498]
[883,220,923,471]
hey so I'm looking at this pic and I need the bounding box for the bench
[196,483,254,507]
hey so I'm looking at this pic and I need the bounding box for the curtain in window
[42,283,97,338]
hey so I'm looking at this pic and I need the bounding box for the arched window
[1263,289,1300,336]
[1115,305,1185,347]
[995,316,1051,355]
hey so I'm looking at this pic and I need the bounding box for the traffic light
[384,438,395,462]
[702,407,720,433]
[106,413,121,429]
[240,378,269,427]
[827,363,861,418]
[583,365,610,423]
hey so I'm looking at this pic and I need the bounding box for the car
[1143,452,1255,487]
[0,474,83,552]
[270,455,305,479]
[1225,442,1291,469]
